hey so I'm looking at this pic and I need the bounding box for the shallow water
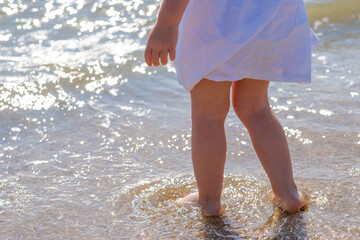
[0,0,359,239]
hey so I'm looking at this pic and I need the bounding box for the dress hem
[180,70,311,92]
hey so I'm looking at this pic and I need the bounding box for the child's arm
[144,0,189,67]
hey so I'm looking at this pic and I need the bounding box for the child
[144,0,319,216]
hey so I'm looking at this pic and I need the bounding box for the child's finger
[151,49,160,66]
[169,47,176,61]
[144,46,152,66]
[160,49,168,66]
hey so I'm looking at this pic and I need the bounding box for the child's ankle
[283,192,303,212]
[198,199,222,216]
[272,181,298,197]
[271,189,304,213]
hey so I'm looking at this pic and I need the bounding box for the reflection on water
[110,174,359,239]
[0,0,359,239]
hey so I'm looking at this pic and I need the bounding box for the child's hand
[144,22,178,67]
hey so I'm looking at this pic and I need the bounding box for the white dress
[173,0,320,92]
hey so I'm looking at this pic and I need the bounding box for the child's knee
[231,78,270,121]
[192,106,229,130]
[192,98,230,122]
[232,96,270,123]
[190,78,231,122]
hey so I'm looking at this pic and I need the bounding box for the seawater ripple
[0,0,359,239]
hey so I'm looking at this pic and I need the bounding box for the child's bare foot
[175,192,222,216]
[269,190,305,213]
[175,192,200,207]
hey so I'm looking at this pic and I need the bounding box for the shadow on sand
[200,205,308,239]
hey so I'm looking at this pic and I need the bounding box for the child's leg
[176,78,232,216]
[231,78,303,212]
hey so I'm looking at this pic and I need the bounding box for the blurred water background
[0,0,359,239]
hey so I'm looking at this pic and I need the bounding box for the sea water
[0,0,359,239]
